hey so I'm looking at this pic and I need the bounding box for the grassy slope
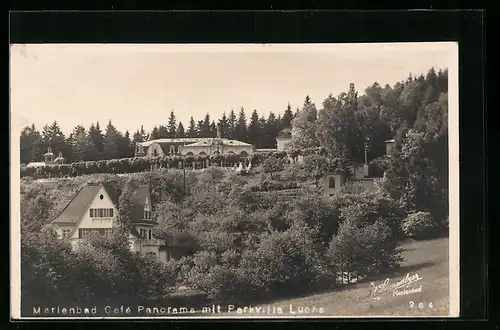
[215,238,450,318]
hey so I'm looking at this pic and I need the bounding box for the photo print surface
[10,43,459,319]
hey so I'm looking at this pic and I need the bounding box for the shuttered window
[90,208,114,218]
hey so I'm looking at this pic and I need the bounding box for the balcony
[139,239,165,246]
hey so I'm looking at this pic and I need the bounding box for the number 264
[409,301,433,309]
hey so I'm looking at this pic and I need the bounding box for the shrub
[238,225,321,298]
[325,220,403,284]
[261,157,285,177]
[21,228,176,312]
[401,211,438,239]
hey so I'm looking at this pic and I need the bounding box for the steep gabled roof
[130,185,152,225]
[51,184,101,224]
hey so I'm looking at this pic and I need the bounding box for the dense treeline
[20,105,297,164]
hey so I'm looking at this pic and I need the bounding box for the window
[153,149,158,157]
[62,229,71,239]
[99,194,104,200]
[148,230,152,239]
[79,228,92,239]
[90,208,114,218]
[170,145,175,154]
[78,228,112,239]
[143,211,151,220]
[328,177,336,188]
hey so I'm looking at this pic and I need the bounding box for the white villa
[44,182,170,263]
[135,127,254,158]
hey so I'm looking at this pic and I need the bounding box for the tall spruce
[228,109,237,139]
[167,110,177,138]
[235,107,248,142]
[187,117,197,138]
[218,112,230,138]
[247,109,260,146]
[88,122,105,154]
[103,120,121,159]
[176,122,186,138]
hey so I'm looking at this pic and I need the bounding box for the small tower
[54,151,65,164]
[212,124,224,155]
[43,147,54,165]
[136,142,145,157]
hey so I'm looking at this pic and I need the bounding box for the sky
[10,43,457,136]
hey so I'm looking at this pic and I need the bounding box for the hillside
[212,238,450,318]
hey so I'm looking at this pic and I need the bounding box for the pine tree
[228,109,237,139]
[133,125,148,143]
[218,112,230,138]
[304,95,312,105]
[176,122,186,138]
[167,110,177,138]
[290,96,319,149]
[196,120,204,137]
[88,122,105,154]
[235,107,247,142]
[265,112,279,148]
[150,126,161,140]
[103,120,121,159]
[201,113,211,137]
[258,116,267,148]
[116,130,133,158]
[209,121,217,137]
[41,121,69,158]
[248,109,260,146]
[187,117,197,138]
[158,125,168,139]
[69,125,96,161]
[281,102,294,129]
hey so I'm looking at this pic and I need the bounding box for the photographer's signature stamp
[369,273,423,300]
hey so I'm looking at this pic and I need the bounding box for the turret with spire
[212,124,224,155]
[43,147,54,165]
[54,151,65,164]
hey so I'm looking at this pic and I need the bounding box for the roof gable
[51,184,101,224]
[131,186,151,224]
[51,182,153,238]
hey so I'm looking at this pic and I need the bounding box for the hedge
[21,147,328,179]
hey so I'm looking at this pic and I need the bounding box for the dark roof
[51,184,101,224]
[130,186,151,225]
[277,127,292,138]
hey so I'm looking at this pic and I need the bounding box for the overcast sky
[10,43,456,135]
